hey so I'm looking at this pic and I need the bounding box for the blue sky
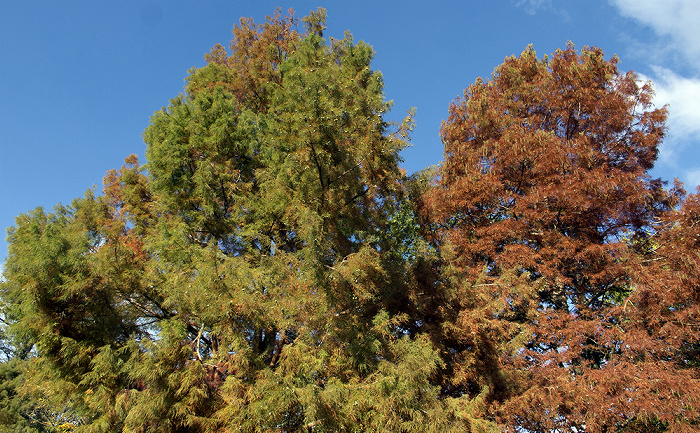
[2,1,699,266]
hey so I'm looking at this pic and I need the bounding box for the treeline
[1,8,698,433]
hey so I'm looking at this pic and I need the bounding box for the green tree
[1,279,84,432]
[1,9,471,432]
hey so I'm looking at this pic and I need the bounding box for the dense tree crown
[423,44,698,432]
[0,9,462,433]
[1,11,698,433]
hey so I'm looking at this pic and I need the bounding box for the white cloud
[684,168,700,192]
[648,67,700,139]
[516,0,553,15]
[636,68,700,189]
[611,1,700,189]
[611,0,700,69]
[515,0,571,20]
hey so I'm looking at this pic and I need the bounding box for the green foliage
[3,10,696,433]
[0,358,84,433]
[1,8,468,432]
[0,359,39,432]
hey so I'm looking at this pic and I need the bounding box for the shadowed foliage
[1,12,698,433]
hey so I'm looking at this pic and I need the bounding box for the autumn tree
[615,189,700,432]
[424,44,698,431]
[1,9,471,432]
[5,10,696,432]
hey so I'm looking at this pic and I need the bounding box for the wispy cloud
[516,0,553,15]
[640,68,700,181]
[515,0,572,20]
[684,169,700,192]
[611,0,700,70]
[649,67,700,139]
[611,0,700,189]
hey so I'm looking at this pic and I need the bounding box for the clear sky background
[2,0,699,267]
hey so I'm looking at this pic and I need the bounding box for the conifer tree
[5,10,696,432]
[1,9,470,432]
[424,44,698,431]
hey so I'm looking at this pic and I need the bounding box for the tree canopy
[1,9,698,433]
[423,44,699,432]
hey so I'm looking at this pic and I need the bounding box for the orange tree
[424,44,698,431]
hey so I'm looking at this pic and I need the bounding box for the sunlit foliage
[424,44,699,431]
[1,12,698,433]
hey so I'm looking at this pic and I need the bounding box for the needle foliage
[2,10,698,433]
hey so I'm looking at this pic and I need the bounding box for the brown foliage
[197,8,299,111]
[424,44,698,430]
[429,44,670,293]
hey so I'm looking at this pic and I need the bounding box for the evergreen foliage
[1,9,698,433]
